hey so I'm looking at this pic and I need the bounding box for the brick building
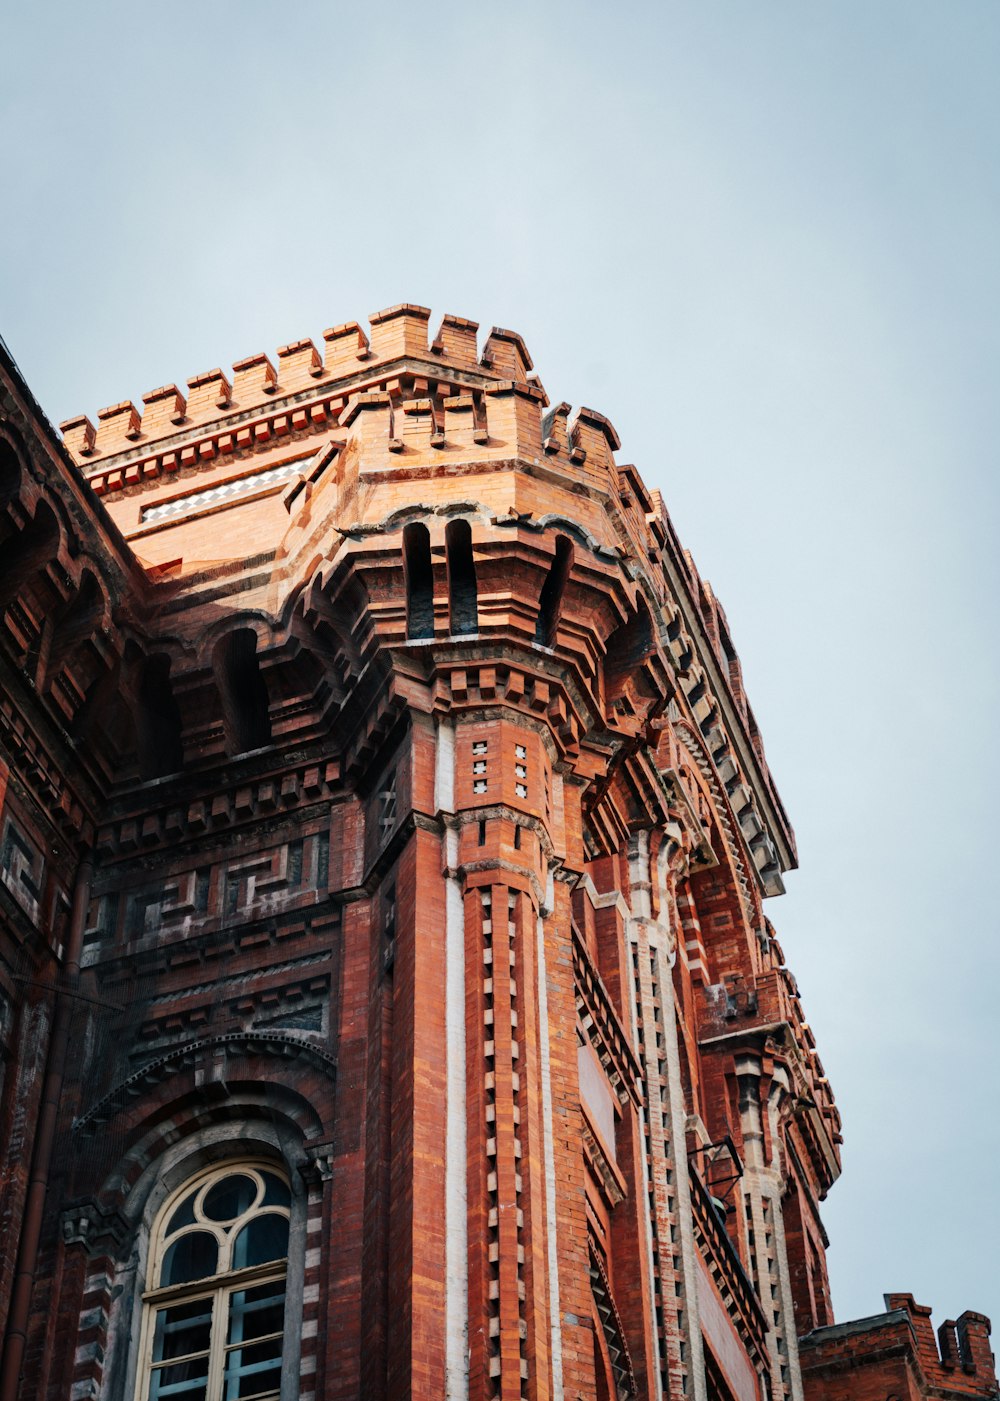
[0,307,992,1400]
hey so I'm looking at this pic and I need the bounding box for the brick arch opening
[604,594,655,706]
[0,436,23,518]
[213,627,272,756]
[686,828,755,987]
[0,498,60,609]
[135,652,185,779]
[534,533,573,648]
[302,577,360,688]
[41,567,107,685]
[445,517,478,635]
[402,521,434,639]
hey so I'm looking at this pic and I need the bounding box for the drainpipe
[0,856,93,1401]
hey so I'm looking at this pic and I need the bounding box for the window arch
[137,1161,290,1401]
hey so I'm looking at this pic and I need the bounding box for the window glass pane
[203,1174,258,1223]
[231,1215,288,1270]
[160,1231,218,1287]
[153,1298,213,1362]
[227,1281,285,1345]
[222,1336,282,1399]
[148,1355,209,1400]
[165,1195,196,1235]
[260,1173,290,1208]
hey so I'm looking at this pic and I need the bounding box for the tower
[0,309,993,1400]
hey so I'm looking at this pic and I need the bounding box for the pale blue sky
[4,0,998,1333]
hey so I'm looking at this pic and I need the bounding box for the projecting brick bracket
[61,1200,131,1254]
[300,1141,336,1185]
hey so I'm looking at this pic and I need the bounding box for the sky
[3,0,998,1337]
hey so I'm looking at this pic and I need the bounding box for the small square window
[472,741,488,756]
[473,761,487,774]
[515,744,527,759]
[515,783,528,799]
[474,780,488,794]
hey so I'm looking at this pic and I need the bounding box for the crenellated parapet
[2,306,990,1401]
[800,1295,998,1400]
[53,305,794,907]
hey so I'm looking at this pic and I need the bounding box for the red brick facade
[0,308,993,1400]
[799,1296,997,1400]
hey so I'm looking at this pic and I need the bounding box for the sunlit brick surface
[0,313,992,1400]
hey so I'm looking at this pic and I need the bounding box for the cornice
[658,543,796,878]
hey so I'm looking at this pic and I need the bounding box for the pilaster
[627,837,709,1401]
[736,1055,804,1401]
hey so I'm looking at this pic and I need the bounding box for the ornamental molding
[73,1030,337,1135]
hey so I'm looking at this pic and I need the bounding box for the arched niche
[604,595,654,706]
[445,518,478,636]
[135,653,185,779]
[402,522,434,640]
[534,533,573,648]
[213,628,272,755]
[0,498,60,609]
[42,568,107,685]
[0,436,23,518]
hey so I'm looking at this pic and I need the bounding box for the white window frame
[134,1160,290,1401]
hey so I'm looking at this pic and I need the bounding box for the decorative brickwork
[800,1295,997,1400]
[0,311,993,1401]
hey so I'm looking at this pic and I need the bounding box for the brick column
[541,878,597,1399]
[736,1056,804,1401]
[464,882,529,1398]
[628,837,709,1401]
[511,885,552,1399]
[385,828,449,1399]
[324,894,372,1401]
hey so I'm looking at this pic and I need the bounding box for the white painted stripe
[626,922,664,1400]
[443,721,469,1400]
[536,904,564,1401]
[435,718,456,814]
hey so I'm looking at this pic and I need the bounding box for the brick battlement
[60,306,548,463]
[800,1294,997,1399]
[48,306,797,905]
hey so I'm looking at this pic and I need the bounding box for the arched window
[137,1162,290,1401]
